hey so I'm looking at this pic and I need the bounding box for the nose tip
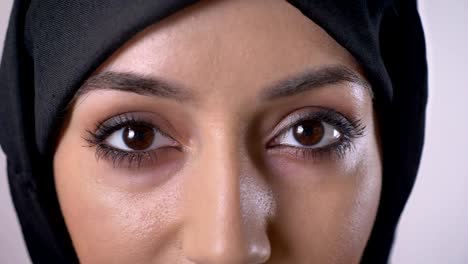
[184,231,271,264]
[183,215,271,264]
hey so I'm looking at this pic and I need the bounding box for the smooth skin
[54,0,382,263]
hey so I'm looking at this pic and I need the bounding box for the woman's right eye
[105,124,178,152]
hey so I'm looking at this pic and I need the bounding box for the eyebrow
[77,65,372,103]
[77,71,192,102]
[260,65,373,100]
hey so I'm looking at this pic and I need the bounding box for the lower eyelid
[267,135,354,161]
[94,144,182,169]
[267,145,331,162]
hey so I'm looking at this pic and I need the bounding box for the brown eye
[275,119,341,148]
[123,125,155,150]
[105,124,177,151]
[293,120,324,146]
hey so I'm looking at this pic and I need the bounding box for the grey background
[1,0,467,263]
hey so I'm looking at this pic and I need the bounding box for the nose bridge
[183,124,271,264]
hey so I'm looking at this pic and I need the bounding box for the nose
[182,133,272,264]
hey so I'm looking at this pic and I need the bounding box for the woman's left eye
[105,124,177,152]
[274,119,341,149]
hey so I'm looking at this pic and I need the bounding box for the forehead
[94,0,364,100]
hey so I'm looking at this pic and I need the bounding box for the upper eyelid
[92,112,180,140]
[266,108,334,141]
[99,120,174,141]
[266,109,364,146]
[89,108,362,148]
[94,113,144,131]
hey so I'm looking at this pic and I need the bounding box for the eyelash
[266,109,366,161]
[84,114,177,169]
[84,110,366,169]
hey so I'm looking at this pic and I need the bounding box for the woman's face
[53,0,382,263]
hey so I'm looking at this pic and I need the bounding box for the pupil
[293,120,324,146]
[122,125,155,150]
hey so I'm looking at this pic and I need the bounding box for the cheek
[53,134,184,263]
[268,149,381,262]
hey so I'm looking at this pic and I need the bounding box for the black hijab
[0,0,427,263]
